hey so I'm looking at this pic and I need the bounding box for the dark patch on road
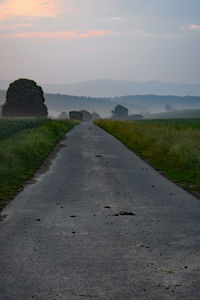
[78,295,98,298]
[0,214,7,222]
[114,211,136,216]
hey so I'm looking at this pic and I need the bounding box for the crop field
[142,118,200,129]
[0,118,47,140]
[95,119,200,196]
[0,118,78,210]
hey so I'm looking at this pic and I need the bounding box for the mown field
[95,119,200,196]
[0,118,78,211]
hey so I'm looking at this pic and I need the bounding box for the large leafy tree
[2,78,48,117]
[111,104,128,119]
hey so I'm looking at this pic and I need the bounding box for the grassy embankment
[0,118,78,210]
[95,119,200,196]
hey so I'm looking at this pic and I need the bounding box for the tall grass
[0,119,78,209]
[0,118,46,140]
[141,119,200,130]
[95,119,200,195]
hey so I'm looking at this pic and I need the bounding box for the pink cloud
[189,24,200,30]
[3,29,116,39]
[0,23,33,29]
[112,17,120,21]
[14,30,77,39]
[0,0,61,19]
[78,30,114,38]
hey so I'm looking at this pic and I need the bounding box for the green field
[95,119,200,196]
[141,119,200,129]
[0,118,46,140]
[0,118,78,210]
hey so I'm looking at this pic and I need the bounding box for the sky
[0,0,200,84]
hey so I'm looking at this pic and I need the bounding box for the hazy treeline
[1,89,200,118]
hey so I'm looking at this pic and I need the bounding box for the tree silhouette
[111,104,128,119]
[165,104,173,112]
[91,111,101,120]
[58,111,68,119]
[2,78,48,117]
[69,111,83,121]
[80,110,92,122]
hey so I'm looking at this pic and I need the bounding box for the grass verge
[0,119,78,211]
[95,119,200,197]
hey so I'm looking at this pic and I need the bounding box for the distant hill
[0,90,146,117]
[41,79,200,97]
[44,93,114,117]
[1,89,200,117]
[111,95,200,112]
[1,79,200,97]
[0,90,115,117]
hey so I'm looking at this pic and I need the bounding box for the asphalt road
[0,122,200,300]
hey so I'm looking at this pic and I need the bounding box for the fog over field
[1,86,200,118]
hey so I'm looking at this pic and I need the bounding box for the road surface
[0,122,200,299]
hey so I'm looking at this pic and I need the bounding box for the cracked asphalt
[0,122,200,299]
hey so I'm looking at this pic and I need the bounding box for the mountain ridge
[1,79,200,97]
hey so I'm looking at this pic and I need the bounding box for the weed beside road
[0,119,78,210]
[95,119,200,196]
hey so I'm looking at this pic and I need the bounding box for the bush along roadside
[94,119,200,198]
[0,119,78,211]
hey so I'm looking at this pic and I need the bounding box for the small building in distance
[69,111,83,121]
